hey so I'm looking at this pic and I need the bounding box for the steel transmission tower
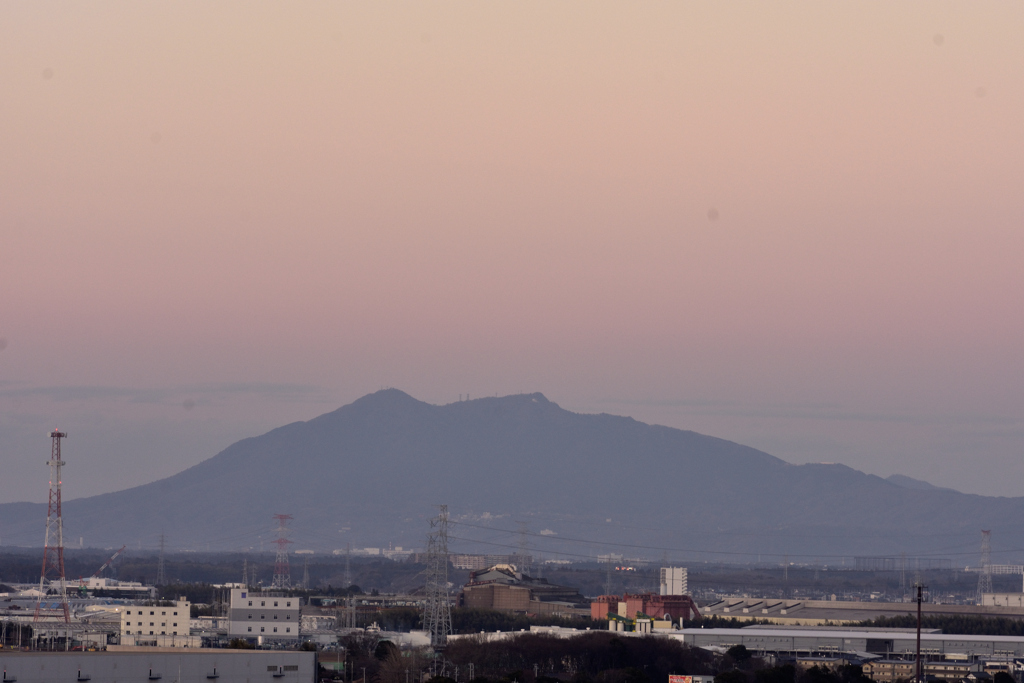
[515,522,531,576]
[977,530,993,602]
[422,505,452,649]
[156,534,166,586]
[271,514,294,589]
[35,430,71,623]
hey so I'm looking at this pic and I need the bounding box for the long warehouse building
[675,626,1024,659]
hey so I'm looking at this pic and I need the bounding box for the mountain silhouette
[0,390,1016,563]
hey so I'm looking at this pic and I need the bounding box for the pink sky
[1,2,1023,503]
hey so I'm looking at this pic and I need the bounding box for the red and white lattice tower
[271,514,294,589]
[35,429,70,623]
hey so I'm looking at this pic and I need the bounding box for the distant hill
[0,390,1016,562]
[885,474,958,493]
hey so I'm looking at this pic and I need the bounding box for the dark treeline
[373,607,602,634]
[444,632,714,683]
[713,646,872,683]
[334,633,717,683]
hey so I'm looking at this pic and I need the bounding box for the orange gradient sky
[2,2,1023,503]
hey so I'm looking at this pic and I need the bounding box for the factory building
[675,625,1024,659]
[591,593,701,625]
[459,565,590,617]
[119,597,198,646]
[700,596,1024,625]
[0,649,315,683]
[227,588,301,641]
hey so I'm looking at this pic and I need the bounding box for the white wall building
[120,597,199,647]
[660,567,688,596]
[228,589,300,640]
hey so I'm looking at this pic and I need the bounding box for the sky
[1,2,1023,505]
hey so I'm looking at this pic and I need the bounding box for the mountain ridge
[0,389,1016,562]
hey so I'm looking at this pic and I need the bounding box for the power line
[449,521,1002,561]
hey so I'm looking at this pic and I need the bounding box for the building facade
[228,588,300,640]
[120,597,193,646]
[660,567,688,596]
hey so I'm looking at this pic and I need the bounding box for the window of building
[261,601,265,606]
[286,627,290,633]
[173,611,178,616]
[286,601,291,607]
[286,615,290,620]
[173,623,177,627]
[149,631,154,635]
[261,614,265,619]
[150,611,155,615]
[172,631,177,635]
[273,627,278,633]
[248,614,252,619]
[260,627,265,633]
[274,614,278,619]
[161,611,166,616]
[248,600,252,606]
[274,601,278,607]
[247,627,252,632]
[126,610,132,615]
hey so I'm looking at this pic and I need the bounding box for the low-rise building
[227,588,300,641]
[861,659,915,683]
[120,598,196,646]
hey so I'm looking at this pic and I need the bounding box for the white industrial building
[0,650,315,683]
[660,567,688,596]
[120,597,199,647]
[228,588,300,640]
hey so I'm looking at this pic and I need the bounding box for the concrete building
[77,577,152,596]
[228,588,300,641]
[120,597,197,646]
[0,649,315,683]
[460,565,590,616]
[591,593,701,623]
[982,593,1024,608]
[661,567,688,596]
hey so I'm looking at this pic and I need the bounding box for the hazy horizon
[2,3,1022,503]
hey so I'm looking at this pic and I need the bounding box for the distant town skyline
[2,3,1023,502]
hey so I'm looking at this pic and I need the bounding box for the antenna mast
[35,429,70,623]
